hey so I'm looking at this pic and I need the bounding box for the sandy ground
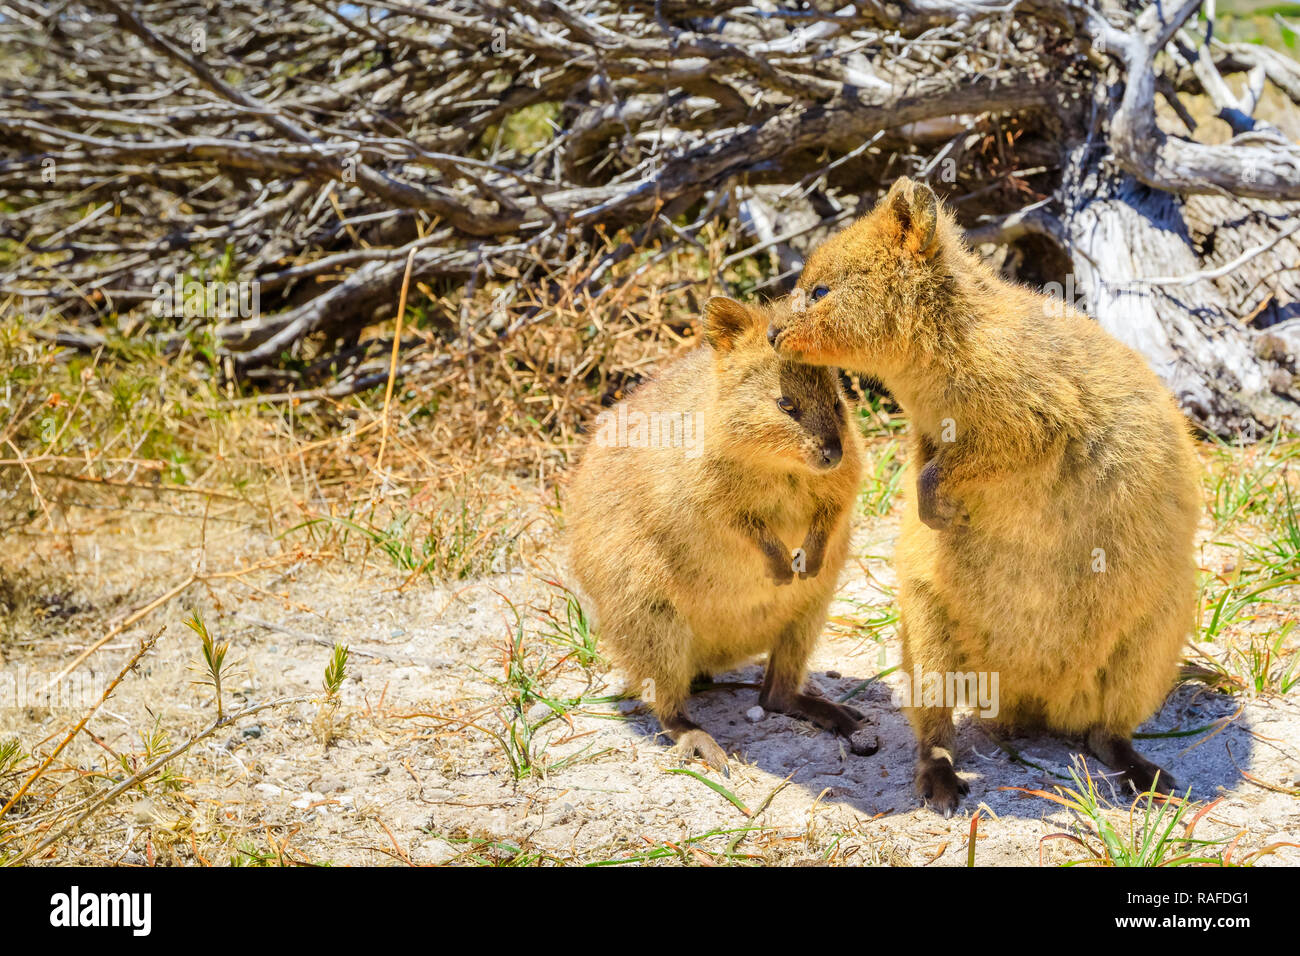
[2,492,1299,867]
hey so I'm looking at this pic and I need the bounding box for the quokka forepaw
[917,458,969,531]
[916,758,969,817]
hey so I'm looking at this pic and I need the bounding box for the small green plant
[119,718,182,793]
[537,585,600,669]
[286,490,527,582]
[313,643,351,747]
[423,829,563,866]
[184,611,231,719]
[1199,565,1299,643]
[475,603,614,779]
[859,439,904,517]
[1018,762,1232,866]
[229,837,330,867]
[1206,431,1295,530]
[1196,452,1300,693]
[478,102,561,157]
[854,392,907,438]
[835,591,899,675]
[230,842,280,867]
[1250,472,1300,569]
[1229,622,1300,696]
[584,826,770,866]
[324,642,349,698]
[0,738,25,777]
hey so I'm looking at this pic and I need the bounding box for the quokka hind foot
[763,691,864,738]
[759,648,866,740]
[787,694,883,756]
[1087,728,1178,796]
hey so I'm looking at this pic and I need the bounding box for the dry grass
[0,216,761,552]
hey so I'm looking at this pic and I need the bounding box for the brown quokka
[567,296,866,773]
[770,178,1201,814]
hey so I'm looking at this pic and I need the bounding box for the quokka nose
[766,324,780,347]
[821,441,842,467]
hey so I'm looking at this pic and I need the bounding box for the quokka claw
[676,729,730,776]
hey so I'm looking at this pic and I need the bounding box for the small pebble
[745,705,765,723]
[826,670,841,679]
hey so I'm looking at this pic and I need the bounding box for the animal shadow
[625,667,1254,821]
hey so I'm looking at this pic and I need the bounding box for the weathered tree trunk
[1061,157,1300,434]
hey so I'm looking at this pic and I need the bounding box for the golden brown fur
[770,178,1201,812]
[567,297,865,772]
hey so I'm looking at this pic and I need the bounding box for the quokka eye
[810,285,830,302]
[777,397,798,416]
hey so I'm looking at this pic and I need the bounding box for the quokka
[568,296,867,773]
[770,178,1201,813]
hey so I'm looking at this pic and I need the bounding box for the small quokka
[770,178,1201,814]
[567,296,866,773]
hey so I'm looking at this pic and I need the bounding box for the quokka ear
[703,296,757,352]
[885,177,938,257]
